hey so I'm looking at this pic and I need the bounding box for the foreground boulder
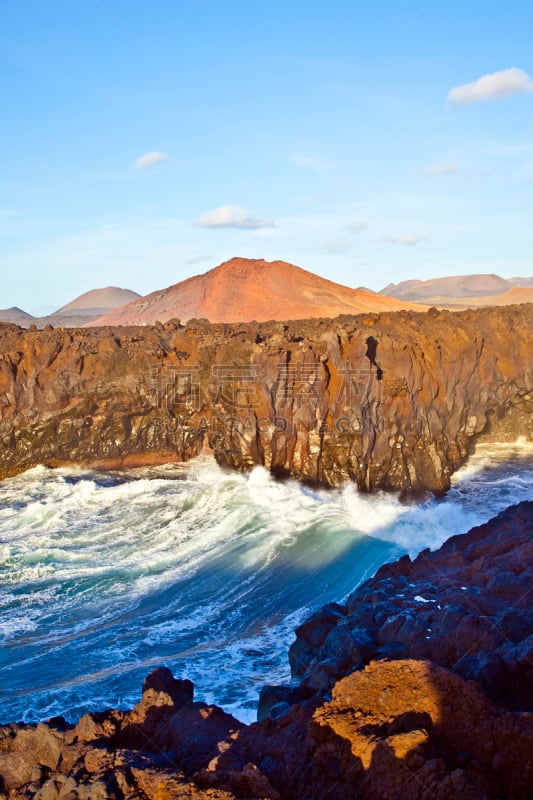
[1,505,532,799]
[0,667,274,800]
[2,660,531,799]
[214,659,533,800]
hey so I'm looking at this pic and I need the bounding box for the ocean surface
[1,441,532,724]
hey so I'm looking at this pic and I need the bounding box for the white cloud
[424,163,462,176]
[305,193,330,204]
[525,177,533,186]
[185,254,212,264]
[197,204,274,229]
[291,153,336,171]
[132,151,169,169]
[448,68,533,106]
[385,234,426,246]
[323,238,352,253]
[340,221,368,232]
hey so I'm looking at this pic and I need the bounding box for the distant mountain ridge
[381,273,533,306]
[0,287,140,328]
[4,271,532,330]
[54,286,140,317]
[0,307,33,323]
[428,285,533,308]
[87,257,424,327]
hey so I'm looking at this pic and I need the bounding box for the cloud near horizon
[290,153,336,171]
[385,234,426,246]
[340,221,368,232]
[323,238,352,254]
[448,68,533,105]
[424,163,462,176]
[197,204,274,229]
[132,151,169,169]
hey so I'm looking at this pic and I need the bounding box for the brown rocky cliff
[0,303,531,492]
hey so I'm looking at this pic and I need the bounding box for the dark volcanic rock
[285,501,533,710]
[1,508,533,799]
[257,686,292,722]
[217,660,533,800]
[0,673,256,799]
[0,304,531,492]
[3,661,532,800]
[141,665,194,708]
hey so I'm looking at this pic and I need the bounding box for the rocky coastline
[271,500,533,713]
[1,502,532,799]
[0,304,531,493]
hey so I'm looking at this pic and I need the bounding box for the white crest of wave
[0,443,532,723]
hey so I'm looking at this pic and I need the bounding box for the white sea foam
[0,443,531,723]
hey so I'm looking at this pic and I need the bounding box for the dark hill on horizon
[87,257,424,326]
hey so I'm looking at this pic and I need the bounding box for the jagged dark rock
[2,659,532,799]
[1,505,532,798]
[0,304,531,492]
[285,501,533,711]
[141,666,194,708]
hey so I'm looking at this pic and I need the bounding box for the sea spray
[0,442,531,723]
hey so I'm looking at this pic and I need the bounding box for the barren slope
[55,286,140,316]
[382,273,514,300]
[0,307,33,324]
[433,285,533,308]
[88,258,424,326]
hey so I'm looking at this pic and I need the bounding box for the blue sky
[1,0,532,314]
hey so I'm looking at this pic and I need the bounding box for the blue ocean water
[0,441,531,724]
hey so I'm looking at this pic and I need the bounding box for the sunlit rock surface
[1,505,532,799]
[1,304,531,491]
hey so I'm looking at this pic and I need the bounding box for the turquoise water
[0,441,532,724]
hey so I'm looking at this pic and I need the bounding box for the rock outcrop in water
[0,303,531,492]
[1,504,532,799]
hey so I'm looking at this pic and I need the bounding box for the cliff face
[0,303,531,491]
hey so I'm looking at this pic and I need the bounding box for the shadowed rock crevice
[364,335,383,380]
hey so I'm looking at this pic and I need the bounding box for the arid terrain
[0,287,140,329]
[88,258,426,326]
[382,273,533,309]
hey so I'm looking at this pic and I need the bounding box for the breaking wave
[0,441,531,723]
